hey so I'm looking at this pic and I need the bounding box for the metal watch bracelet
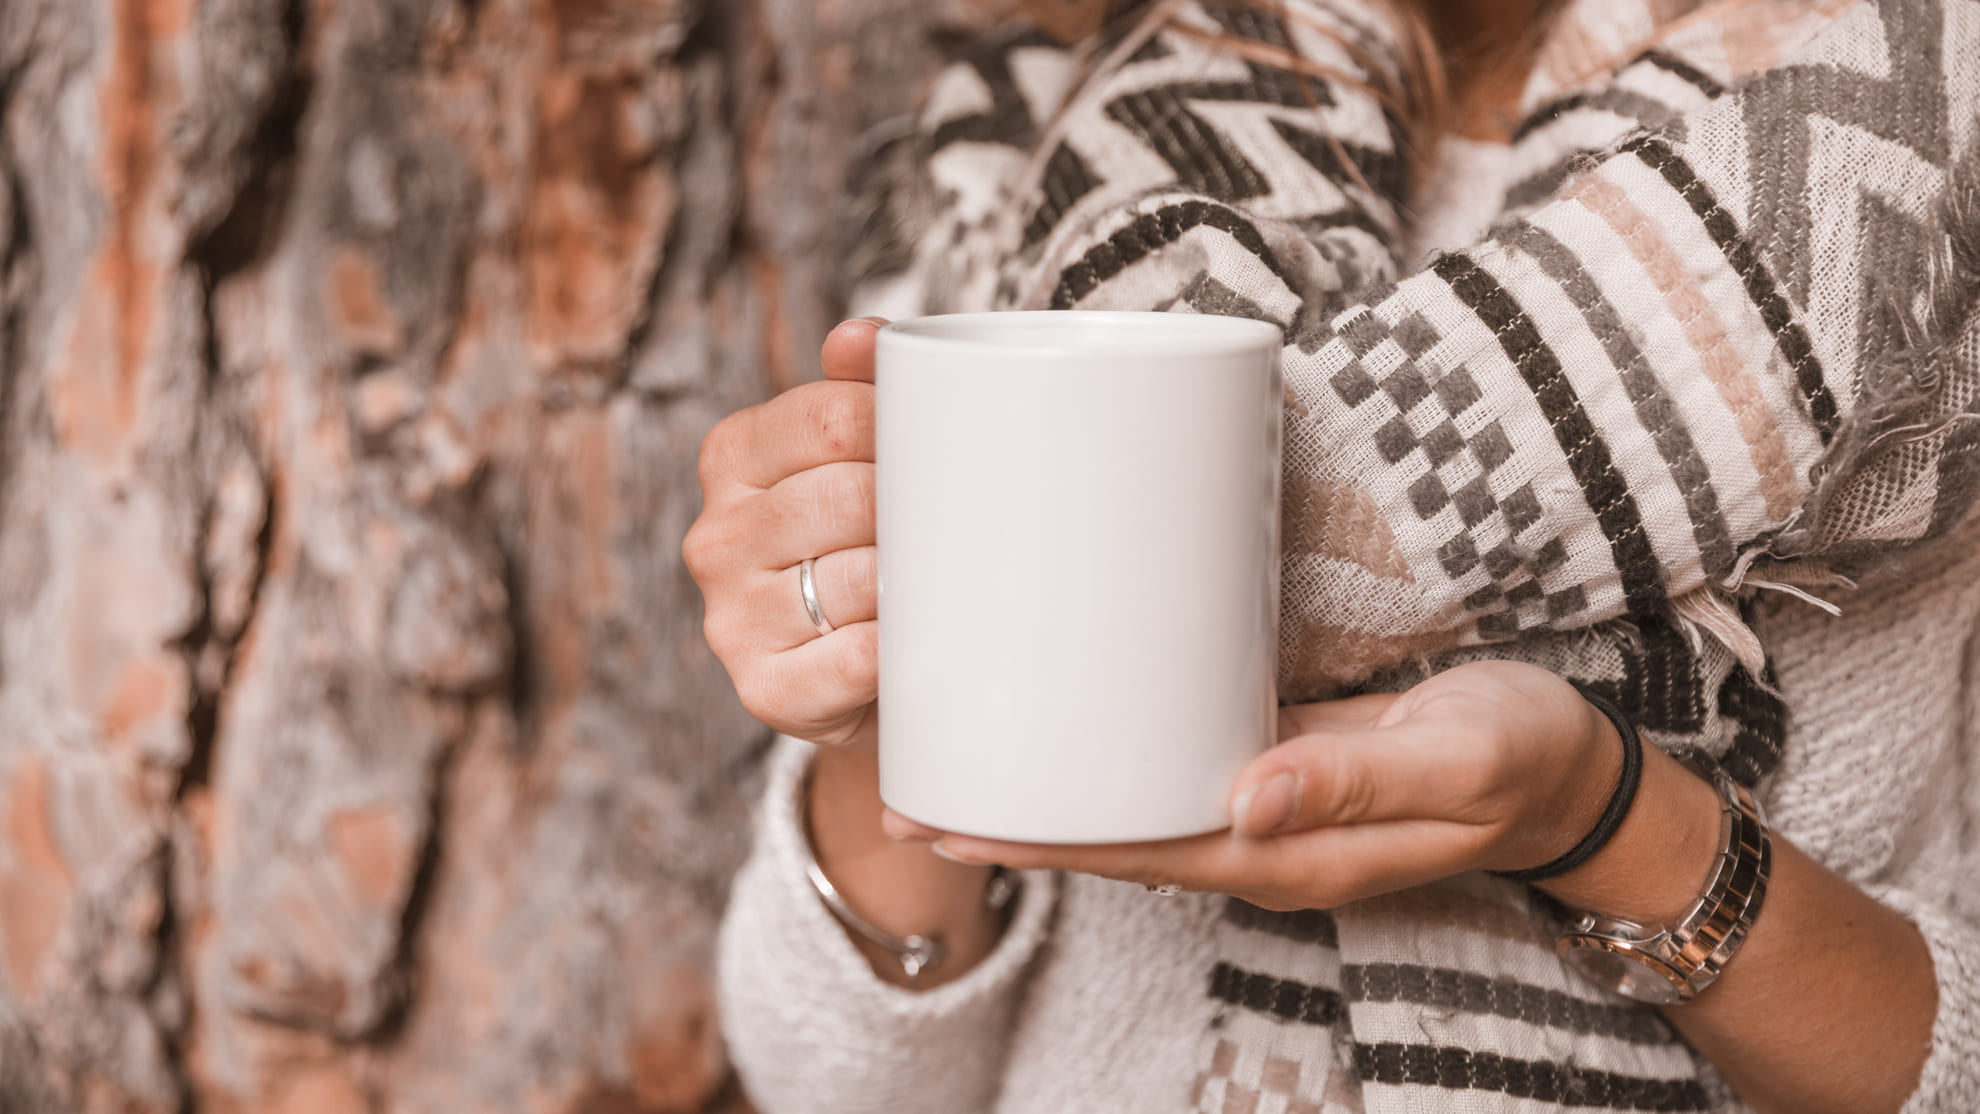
[1555,752,1771,1004]
[796,761,1019,986]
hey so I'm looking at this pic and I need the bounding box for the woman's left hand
[895,661,1623,910]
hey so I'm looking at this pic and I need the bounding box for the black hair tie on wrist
[1491,682,1644,885]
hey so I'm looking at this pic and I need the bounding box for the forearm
[1667,841,1935,1114]
[1537,744,1935,1114]
[808,743,1006,989]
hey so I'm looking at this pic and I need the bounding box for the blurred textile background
[0,0,994,1109]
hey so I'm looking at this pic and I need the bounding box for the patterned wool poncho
[835,0,1980,1109]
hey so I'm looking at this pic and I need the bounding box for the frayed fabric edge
[1767,115,1980,562]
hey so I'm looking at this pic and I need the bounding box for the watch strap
[1557,752,1771,1003]
[1668,757,1770,988]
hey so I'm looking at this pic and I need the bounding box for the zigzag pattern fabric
[848,0,1980,1109]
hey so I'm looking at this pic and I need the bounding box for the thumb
[1228,719,1479,838]
[820,316,887,383]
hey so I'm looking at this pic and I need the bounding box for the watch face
[1561,941,1689,1005]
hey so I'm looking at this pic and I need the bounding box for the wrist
[1495,687,1629,880]
[810,746,992,896]
[804,745,1009,987]
[1533,741,1725,925]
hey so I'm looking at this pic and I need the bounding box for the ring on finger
[799,556,836,636]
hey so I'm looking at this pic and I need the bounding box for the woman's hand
[902,663,1940,1114]
[683,318,885,750]
[687,319,1006,990]
[907,661,1631,911]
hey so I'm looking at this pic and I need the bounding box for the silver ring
[799,556,835,636]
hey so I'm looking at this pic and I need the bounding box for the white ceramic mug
[875,311,1283,844]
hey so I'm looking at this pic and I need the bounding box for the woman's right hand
[688,319,1011,989]
[684,318,885,751]
[688,319,1013,989]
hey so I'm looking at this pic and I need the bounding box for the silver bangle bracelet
[796,761,1019,986]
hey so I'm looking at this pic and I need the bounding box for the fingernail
[1233,773,1298,837]
[930,840,973,864]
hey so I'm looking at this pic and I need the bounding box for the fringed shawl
[849,0,1980,1107]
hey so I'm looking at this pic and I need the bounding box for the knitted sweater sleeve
[716,736,1058,1114]
[1870,886,1980,1114]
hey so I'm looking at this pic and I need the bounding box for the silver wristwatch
[1555,753,1771,1004]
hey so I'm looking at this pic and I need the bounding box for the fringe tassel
[1772,114,1980,559]
[1670,587,1768,680]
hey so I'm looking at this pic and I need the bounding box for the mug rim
[878,310,1283,358]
